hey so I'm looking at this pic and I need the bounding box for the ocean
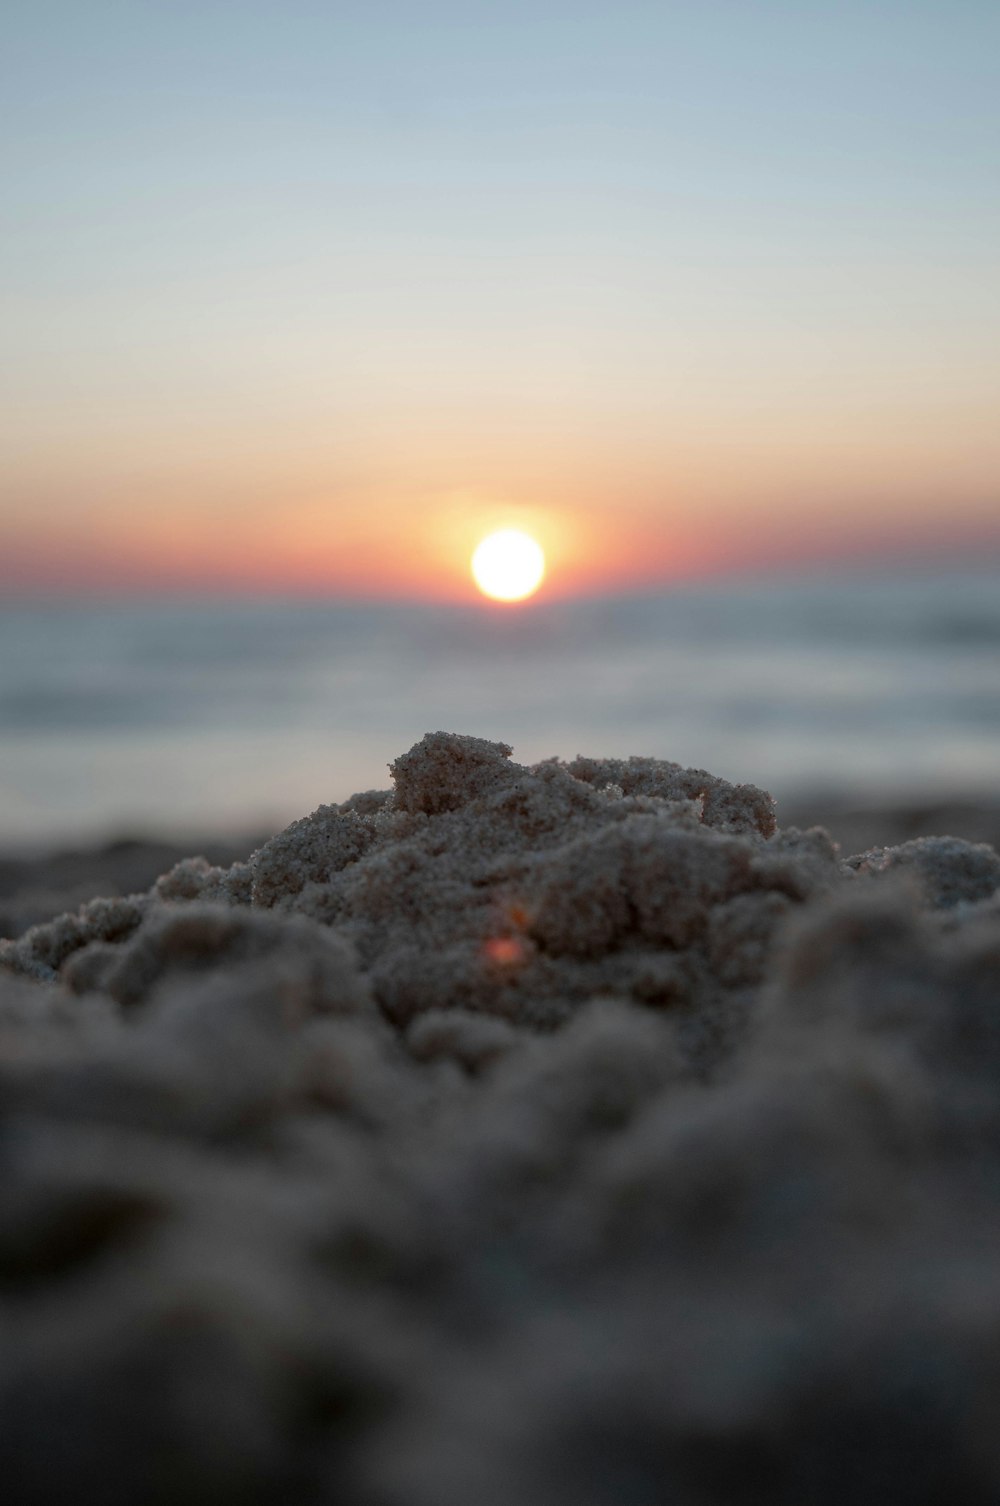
[2,568,999,846]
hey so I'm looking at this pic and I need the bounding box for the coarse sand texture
[3,732,1000,1505]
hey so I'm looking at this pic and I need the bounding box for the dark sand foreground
[3,732,1000,1504]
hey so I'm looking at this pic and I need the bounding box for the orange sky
[4,403,999,601]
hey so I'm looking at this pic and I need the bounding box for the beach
[7,0,1000,1496]
[3,730,1000,1504]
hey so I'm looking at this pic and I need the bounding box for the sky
[3,0,999,602]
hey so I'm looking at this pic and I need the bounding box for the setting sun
[471,529,546,603]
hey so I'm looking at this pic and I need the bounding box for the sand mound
[2,732,1000,1504]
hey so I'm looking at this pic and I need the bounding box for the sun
[471,529,546,603]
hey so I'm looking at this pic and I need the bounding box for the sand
[2,731,1000,1504]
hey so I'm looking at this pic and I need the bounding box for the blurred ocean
[1,570,999,845]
